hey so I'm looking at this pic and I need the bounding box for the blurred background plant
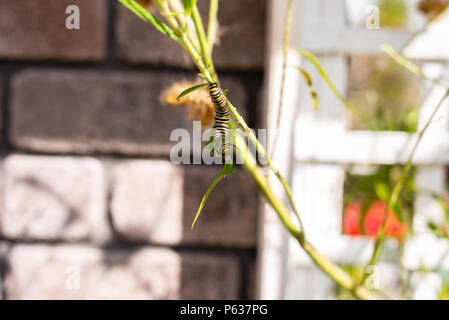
[339,0,449,299]
[343,165,414,240]
[120,0,449,300]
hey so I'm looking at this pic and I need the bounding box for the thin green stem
[123,0,376,299]
[154,0,183,34]
[207,0,219,55]
[362,88,449,283]
[182,34,214,83]
[234,129,374,300]
[169,0,203,51]
[154,0,213,82]
[271,0,293,155]
[192,4,217,81]
[186,0,303,233]
[229,101,304,232]
[381,45,449,88]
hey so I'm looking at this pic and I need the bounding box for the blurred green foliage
[378,0,408,28]
[348,56,421,133]
[344,165,415,234]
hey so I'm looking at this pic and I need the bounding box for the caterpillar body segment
[209,83,232,157]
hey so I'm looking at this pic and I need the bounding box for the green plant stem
[271,0,293,155]
[188,0,303,230]
[154,0,183,34]
[191,4,217,81]
[123,0,375,299]
[233,130,374,300]
[381,45,448,88]
[228,101,304,231]
[181,34,214,83]
[184,0,361,295]
[168,0,203,53]
[207,0,219,55]
[362,88,449,283]
[155,0,214,83]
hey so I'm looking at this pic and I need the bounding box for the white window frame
[258,0,449,299]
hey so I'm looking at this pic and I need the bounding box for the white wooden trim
[260,0,449,300]
[258,0,301,300]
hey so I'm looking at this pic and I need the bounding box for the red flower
[364,200,407,239]
[343,200,407,239]
[343,201,362,236]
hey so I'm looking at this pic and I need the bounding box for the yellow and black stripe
[209,82,230,156]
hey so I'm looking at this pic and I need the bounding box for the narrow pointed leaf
[191,164,236,229]
[381,45,421,75]
[176,83,208,101]
[380,44,445,86]
[184,0,197,17]
[296,66,319,110]
[119,0,182,45]
[295,48,357,115]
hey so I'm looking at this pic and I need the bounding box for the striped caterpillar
[209,82,232,157]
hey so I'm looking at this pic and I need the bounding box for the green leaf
[119,0,183,45]
[294,49,357,115]
[206,132,215,154]
[392,199,404,222]
[296,67,319,110]
[427,220,446,239]
[176,83,208,101]
[435,195,449,215]
[184,0,197,17]
[428,220,438,231]
[380,44,449,87]
[380,45,422,79]
[375,182,390,202]
[165,11,183,19]
[191,164,236,229]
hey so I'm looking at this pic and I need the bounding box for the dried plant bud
[136,0,155,12]
[418,0,449,19]
[160,80,215,127]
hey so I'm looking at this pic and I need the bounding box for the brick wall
[0,0,265,299]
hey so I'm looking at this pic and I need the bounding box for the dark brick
[110,160,259,247]
[181,253,240,299]
[116,4,194,68]
[212,0,266,70]
[0,242,7,300]
[182,166,259,247]
[246,259,257,299]
[0,76,3,144]
[9,70,246,156]
[0,0,106,61]
[116,0,265,69]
